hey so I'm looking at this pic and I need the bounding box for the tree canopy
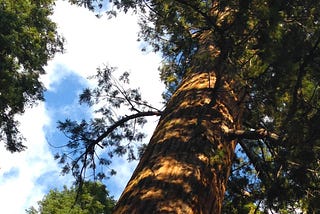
[26,181,115,214]
[0,0,64,152]
[57,0,320,212]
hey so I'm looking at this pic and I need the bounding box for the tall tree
[26,181,115,214]
[59,0,320,213]
[0,0,64,152]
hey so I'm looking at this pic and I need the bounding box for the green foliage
[25,181,115,214]
[67,0,320,212]
[0,0,64,152]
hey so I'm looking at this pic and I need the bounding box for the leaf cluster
[26,181,115,214]
[0,0,64,152]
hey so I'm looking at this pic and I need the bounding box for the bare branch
[221,124,280,142]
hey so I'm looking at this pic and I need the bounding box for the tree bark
[113,70,241,213]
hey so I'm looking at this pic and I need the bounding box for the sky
[0,1,164,213]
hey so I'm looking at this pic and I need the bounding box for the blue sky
[0,1,164,212]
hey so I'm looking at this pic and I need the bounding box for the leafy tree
[0,0,64,152]
[57,0,320,213]
[26,181,115,214]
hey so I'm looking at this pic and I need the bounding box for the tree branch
[238,139,272,184]
[221,124,280,142]
[92,110,162,147]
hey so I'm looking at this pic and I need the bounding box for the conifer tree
[59,1,320,212]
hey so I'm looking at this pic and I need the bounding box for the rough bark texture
[113,70,241,213]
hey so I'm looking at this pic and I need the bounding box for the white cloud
[44,1,163,96]
[0,0,164,212]
[0,103,73,213]
[43,0,164,106]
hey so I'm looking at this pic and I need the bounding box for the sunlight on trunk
[114,70,241,213]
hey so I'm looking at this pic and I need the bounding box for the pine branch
[286,34,320,123]
[74,110,163,163]
[92,110,162,146]
[71,110,162,188]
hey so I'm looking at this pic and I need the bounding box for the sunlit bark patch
[122,167,154,196]
[152,156,193,192]
[197,153,209,163]
[215,100,234,123]
[154,118,197,144]
[177,72,216,92]
[140,188,163,200]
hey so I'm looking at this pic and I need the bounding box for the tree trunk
[113,70,241,213]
